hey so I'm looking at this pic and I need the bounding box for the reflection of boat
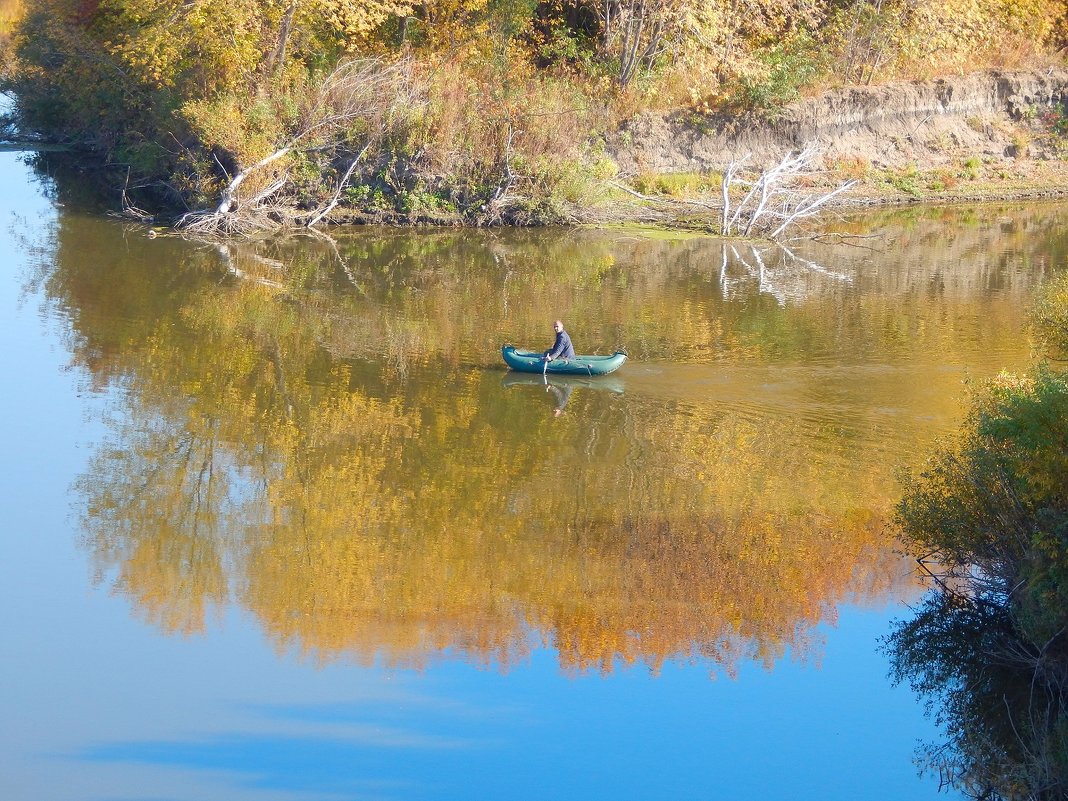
[502,345,627,376]
[501,373,626,394]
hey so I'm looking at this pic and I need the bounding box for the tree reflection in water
[887,585,1068,800]
[39,205,1066,677]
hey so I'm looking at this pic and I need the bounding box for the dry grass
[0,0,23,35]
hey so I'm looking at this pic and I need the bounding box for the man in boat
[543,320,576,363]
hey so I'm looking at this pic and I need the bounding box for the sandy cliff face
[611,68,1068,175]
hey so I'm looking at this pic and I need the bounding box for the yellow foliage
[181,95,282,167]
[0,0,24,39]
[54,225,997,673]
[867,0,1065,77]
[300,0,415,52]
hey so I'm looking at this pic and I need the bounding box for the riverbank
[7,0,1066,233]
[299,156,1068,231]
[22,66,1068,233]
[310,67,1068,230]
[562,159,1068,231]
[592,67,1068,224]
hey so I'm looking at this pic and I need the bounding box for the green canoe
[501,345,627,376]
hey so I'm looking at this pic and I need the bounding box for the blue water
[0,150,955,801]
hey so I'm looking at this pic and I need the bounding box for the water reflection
[721,242,855,307]
[83,700,477,799]
[887,589,1068,800]
[39,203,1066,675]
[886,351,1068,799]
[501,374,623,417]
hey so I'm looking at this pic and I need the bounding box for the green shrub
[884,164,922,196]
[732,30,827,119]
[632,172,718,196]
[958,156,982,180]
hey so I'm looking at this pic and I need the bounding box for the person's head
[553,320,564,333]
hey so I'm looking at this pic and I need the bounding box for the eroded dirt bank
[609,67,1068,206]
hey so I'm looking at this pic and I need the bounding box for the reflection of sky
[0,151,955,801]
[9,599,941,801]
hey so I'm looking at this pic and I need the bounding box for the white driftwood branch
[610,181,660,201]
[306,143,371,228]
[214,147,292,214]
[719,145,853,239]
[741,147,813,236]
[175,58,425,238]
[606,181,718,214]
[769,179,859,238]
[720,155,750,234]
[247,174,290,207]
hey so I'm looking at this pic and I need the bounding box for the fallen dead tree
[721,145,858,238]
[177,58,426,238]
[611,144,857,239]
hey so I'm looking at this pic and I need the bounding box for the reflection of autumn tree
[212,204,1062,373]
[85,406,231,636]
[242,398,908,674]
[78,269,911,672]
[45,204,1062,671]
[82,283,419,636]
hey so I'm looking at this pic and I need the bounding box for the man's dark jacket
[547,330,576,360]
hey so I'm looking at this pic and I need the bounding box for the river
[2,148,1066,801]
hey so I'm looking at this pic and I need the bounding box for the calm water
[2,148,1066,801]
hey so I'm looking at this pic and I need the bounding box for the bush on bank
[1,0,1066,223]
[890,272,1068,800]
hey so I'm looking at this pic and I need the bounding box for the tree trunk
[266,2,299,75]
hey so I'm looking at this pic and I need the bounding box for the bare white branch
[176,58,426,239]
[306,143,371,228]
[719,144,854,240]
